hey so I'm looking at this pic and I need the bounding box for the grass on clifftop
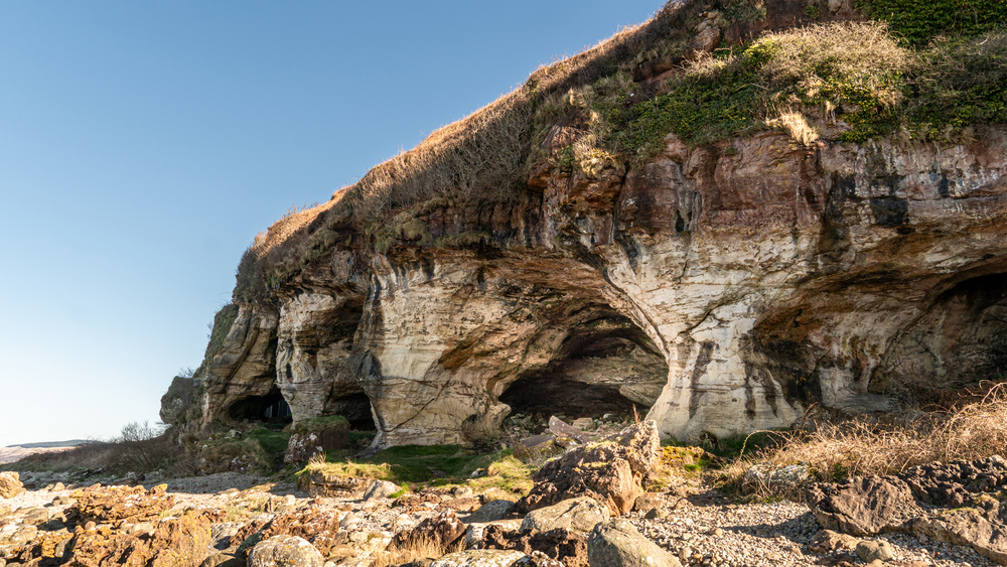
[232,0,1007,300]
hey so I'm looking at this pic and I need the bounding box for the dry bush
[722,385,1007,499]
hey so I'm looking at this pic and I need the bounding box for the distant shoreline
[6,440,88,449]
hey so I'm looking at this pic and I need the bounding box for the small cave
[500,307,668,423]
[878,271,1007,393]
[227,388,293,425]
[325,393,376,431]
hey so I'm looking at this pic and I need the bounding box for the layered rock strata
[168,127,1007,449]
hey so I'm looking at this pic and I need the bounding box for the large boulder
[806,456,1007,565]
[479,525,588,567]
[587,519,682,567]
[468,500,516,524]
[247,535,323,567]
[520,497,609,534]
[0,472,22,499]
[518,422,660,516]
[283,416,349,464]
[392,510,467,551]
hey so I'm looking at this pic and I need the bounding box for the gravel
[629,499,998,567]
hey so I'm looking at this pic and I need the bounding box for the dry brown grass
[767,109,820,146]
[372,535,462,567]
[760,21,909,109]
[722,384,1007,499]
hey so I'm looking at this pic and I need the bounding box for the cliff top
[234,0,1007,301]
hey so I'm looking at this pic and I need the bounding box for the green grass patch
[244,427,291,456]
[303,445,535,494]
[855,0,1007,46]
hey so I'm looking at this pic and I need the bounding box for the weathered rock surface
[0,474,22,499]
[518,422,660,516]
[479,525,588,567]
[431,550,527,567]
[468,500,516,524]
[807,456,1007,565]
[176,122,1007,449]
[247,535,323,567]
[587,519,682,567]
[520,498,609,535]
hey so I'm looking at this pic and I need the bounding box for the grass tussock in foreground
[721,385,1007,500]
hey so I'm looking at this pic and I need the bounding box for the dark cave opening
[878,271,1007,393]
[500,308,668,422]
[228,388,293,425]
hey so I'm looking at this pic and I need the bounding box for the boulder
[430,550,527,567]
[284,417,349,464]
[856,540,895,562]
[520,497,609,534]
[362,480,401,501]
[808,530,860,553]
[468,500,516,524]
[807,456,1007,565]
[479,525,588,567]
[587,519,682,567]
[518,422,660,516]
[247,535,323,567]
[0,473,22,499]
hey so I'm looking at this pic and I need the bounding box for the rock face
[0,472,22,499]
[173,125,1007,448]
[806,456,1007,565]
[164,0,1007,448]
[518,422,661,516]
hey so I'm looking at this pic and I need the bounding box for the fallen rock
[806,476,922,536]
[430,549,527,567]
[632,493,663,515]
[362,480,401,501]
[520,497,609,534]
[284,418,349,464]
[548,417,590,444]
[587,519,682,567]
[806,456,1007,565]
[479,525,588,567]
[0,473,22,499]
[468,500,516,524]
[808,530,860,553]
[518,422,660,516]
[248,535,323,567]
[856,540,895,562]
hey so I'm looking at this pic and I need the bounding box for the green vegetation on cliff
[232,0,1007,300]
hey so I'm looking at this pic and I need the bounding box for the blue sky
[0,1,663,447]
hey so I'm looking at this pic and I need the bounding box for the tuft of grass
[372,535,462,567]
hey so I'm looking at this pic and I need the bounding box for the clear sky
[0,1,663,447]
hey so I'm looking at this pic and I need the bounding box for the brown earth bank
[1,421,1005,567]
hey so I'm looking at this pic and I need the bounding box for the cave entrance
[500,307,668,424]
[228,388,293,425]
[879,271,1007,394]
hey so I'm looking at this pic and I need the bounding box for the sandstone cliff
[162,0,1007,450]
